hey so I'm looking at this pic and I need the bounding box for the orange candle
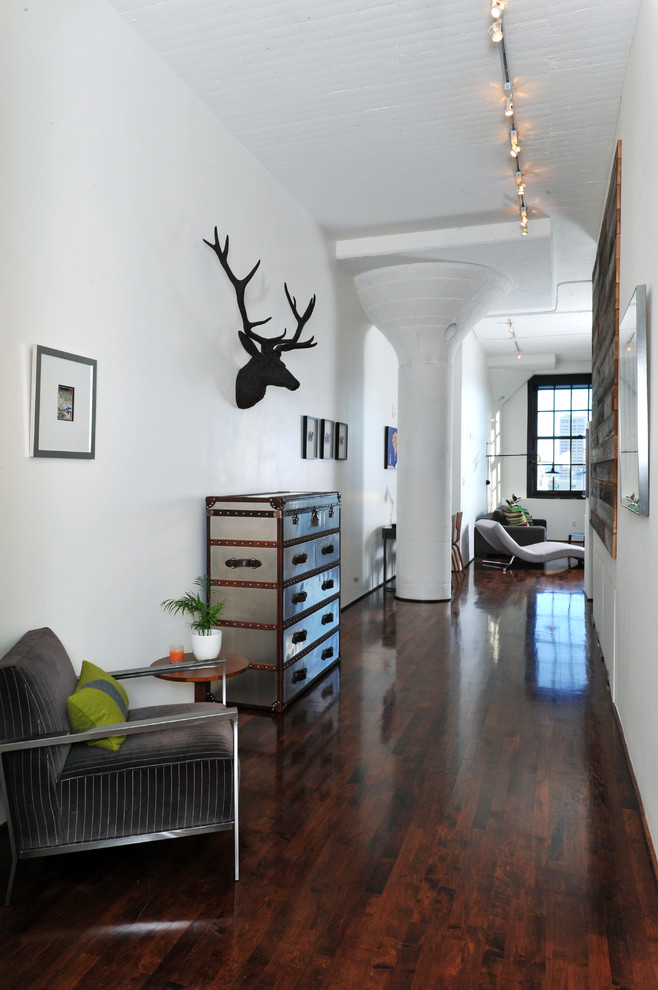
[169,645,184,663]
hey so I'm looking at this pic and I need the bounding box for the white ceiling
[108,0,642,364]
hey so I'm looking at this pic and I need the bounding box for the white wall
[600,0,658,853]
[0,0,398,712]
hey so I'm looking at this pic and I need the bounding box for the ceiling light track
[505,318,523,359]
[489,2,528,236]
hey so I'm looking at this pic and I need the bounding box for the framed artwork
[385,426,398,469]
[31,346,97,459]
[320,418,334,459]
[335,422,348,460]
[302,415,318,459]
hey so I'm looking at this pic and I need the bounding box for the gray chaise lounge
[475,518,585,572]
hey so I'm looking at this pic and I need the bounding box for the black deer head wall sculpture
[203,227,317,409]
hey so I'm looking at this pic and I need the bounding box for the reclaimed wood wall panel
[590,141,621,557]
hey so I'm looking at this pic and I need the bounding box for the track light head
[489,20,503,42]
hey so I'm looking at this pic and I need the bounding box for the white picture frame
[31,345,97,459]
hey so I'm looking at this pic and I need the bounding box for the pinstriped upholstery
[58,703,234,846]
[0,629,77,850]
[0,629,236,859]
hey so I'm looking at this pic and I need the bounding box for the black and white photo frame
[302,415,319,459]
[320,419,334,459]
[335,422,348,460]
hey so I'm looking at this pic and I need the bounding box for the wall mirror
[619,284,649,515]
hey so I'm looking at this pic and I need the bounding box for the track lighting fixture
[503,319,523,358]
[490,20,503,42]
[488,1,529,236]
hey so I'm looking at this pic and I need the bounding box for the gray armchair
[0,627,239,905]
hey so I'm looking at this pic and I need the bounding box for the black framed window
[527,374,592,497]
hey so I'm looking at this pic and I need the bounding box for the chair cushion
[58,703,235,845]
[67,660,130,751]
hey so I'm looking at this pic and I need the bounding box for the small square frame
[31,346,97,459]
[320,418,334,459]
[302,415,319,459]
[335,422,348,460]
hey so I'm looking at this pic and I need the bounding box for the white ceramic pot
[191,629,222,661]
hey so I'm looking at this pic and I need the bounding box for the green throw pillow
[502,506,528,526]
[67,659,130,751]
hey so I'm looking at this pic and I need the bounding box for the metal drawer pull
[321,612,334,624]
[292,591,308,604]
[225,557,262,569]
[292,667,307,683]
[292,630,308,644]
[321,544,335,555]
[292,553,308,565]
[321,579,335,590]
[321,647,334,660]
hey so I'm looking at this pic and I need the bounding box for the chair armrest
[0,706,238,754]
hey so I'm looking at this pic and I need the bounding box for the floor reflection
[527,588,588,699]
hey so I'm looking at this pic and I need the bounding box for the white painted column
[355,262,509,601]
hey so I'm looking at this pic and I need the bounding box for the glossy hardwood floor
[2,562,658,989]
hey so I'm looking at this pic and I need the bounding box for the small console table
[381,524,396,592]
[151,653,249,704]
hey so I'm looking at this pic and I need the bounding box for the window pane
[537,439,555,463]
[554,387,571,411]
[555,465,570,489]
[537,389,554,411]
[571,387,590,411]
[571,413,588,435]
[572,468,586,491]
[555,411,571,437]
[537,412,553,436]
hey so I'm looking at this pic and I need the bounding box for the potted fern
[161,575,226,661]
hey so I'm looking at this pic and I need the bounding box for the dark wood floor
[3,562,658,989]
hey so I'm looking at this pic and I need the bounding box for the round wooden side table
[151,653,249,704]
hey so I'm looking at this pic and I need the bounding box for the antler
[275,285,317,352]
[204,227,316,353]
[203,226,277,344]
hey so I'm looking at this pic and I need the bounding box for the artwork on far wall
[320,419,334,459]
[31,345,97,459]
[385,426,398,469]
[302,415,318,459]
[335,422,348,460]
